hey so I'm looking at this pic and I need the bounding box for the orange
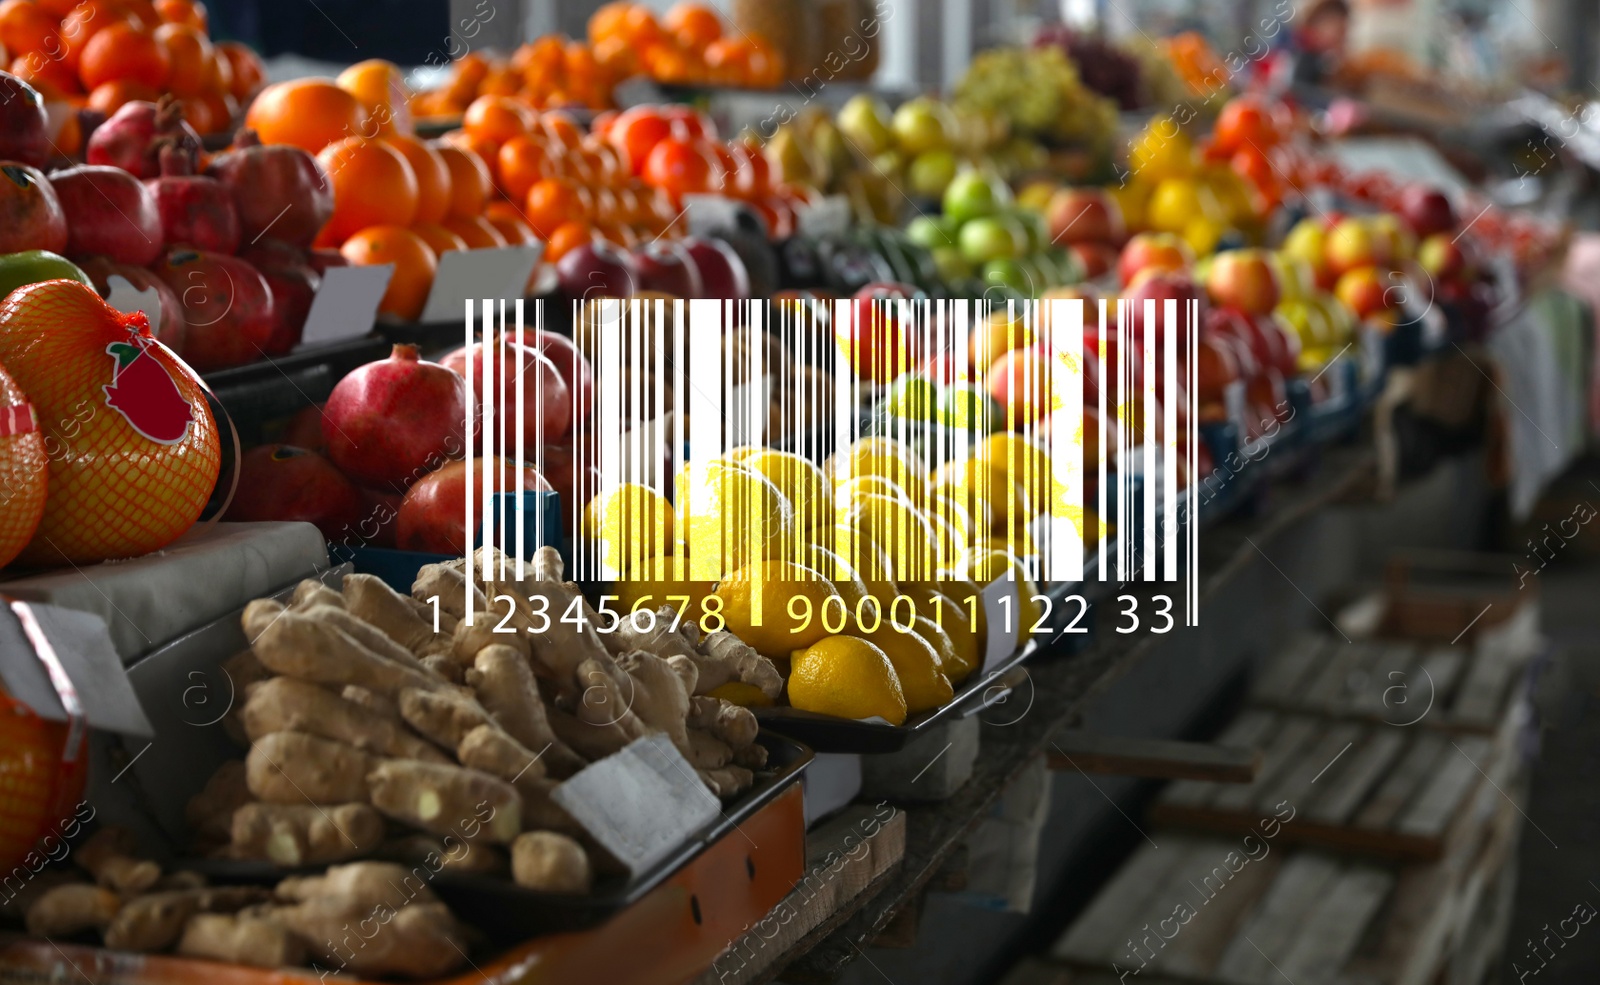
[463,94,530,144]
[438,128,502,174]
[588,1,630,43]
[544,220,593,262]
[745,42,783,88]
[118,0,159,28]
[702,37,748,84]
[411,221,468,256]
[540,111,582,149]
[154,0,206,29]
[216,40,263,101]
[495,132,549,203]
[11,53,80,96]
[592,36,636,78]
[441,214,506,250]
[246,77,366,154]
[340,225,437,322]
[664,3,721,51]
[190,88,236,135]
[431,141,492,219]
[0,0,58,62]
[484,206,537,246]
[337,58,413,136]
[57,0,124,71]
[384,132,451,225]
[641,136,716,201]
[79,21,169,91]
[178,93,217,134]
[36,0,84,15]
[523,177,587,239]
[315,137,420,245]
[86,78,157,115]
[153,22,211,96]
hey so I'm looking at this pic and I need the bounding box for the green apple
[943,169,1010,224]
[960,215,1024,265]
[940,381,1001,432]
[886,372,939,420]
[983,257,1031,294]
[1012,210,1048,252]
[891,97,952,156]
[837,94,895,156]
[0,250,90,302]
[907,148,958,198]
[907,215,958,250]
[931,247,972,283]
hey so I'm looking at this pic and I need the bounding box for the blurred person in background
[1287,0,1349,91]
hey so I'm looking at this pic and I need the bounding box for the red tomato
[643,137,718,200]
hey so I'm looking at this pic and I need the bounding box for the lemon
[964,548,1042,631]
[803,545,869,614]
[708,682,776,708]
[842,493,938,584]
[829,437,927,492]
[1107,178,1152,233]
[788,636,907,725]
[925,494,974,543]
[713,561,837,658]
[614,554,716,621]
[676,460,795,581]
[1129,118,1194,183]
[1183,216,1226,257]
[743,449,831,535]
[899,582,982,680]
[583,483,675,577]
[836,474,919,510]
[819,524,899,609]
[934,458,1032,531]
[856,626,951,713]
[929,480,995,535]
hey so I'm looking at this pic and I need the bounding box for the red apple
[681,236,749,300]
[1324,218,1387,278]
[1118,232,1192,286]
[1334,265,1388,319]
[1124,270,1204,351]
[1397,184,1456,239]
[630,240,701,297]
[556,239,637,301]
[1205,249,1280,316]
[1068,241,1119,280]
[1192,334,1241,422]
[843,281,923,382]
[0,73,49,168]
[1046,187,1123,245]
[1417,233,1467,283]
[985,347,1050,423]
[395,457,553,555]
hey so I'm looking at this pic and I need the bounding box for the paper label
[104,275,161,321]
[300,264,393,345]
[418,245,542,325]
[981,577,1022,674]
[551,733,720,877]
[796,195,851,238]
[682,194,746,236]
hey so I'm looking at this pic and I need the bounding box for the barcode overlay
[461,296,1203,628]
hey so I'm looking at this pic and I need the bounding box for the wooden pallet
[1248,633,1529,735]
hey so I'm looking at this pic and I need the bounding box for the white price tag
[299,264,393,345]
[796,195,851,238]
[418,244,542,325]
[103,274,161,321]
[682,194,746,235]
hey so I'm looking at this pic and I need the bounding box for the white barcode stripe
[1096,298,1107,582]
[1163,297,1177,583]
[481,299,496,587]
[463,300,475,624]
[687,299,722,581]
[514,300,525,580]
[1143,298,1156,581]
[595,300,621,579]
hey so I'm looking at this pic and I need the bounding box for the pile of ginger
[14,546,782,979]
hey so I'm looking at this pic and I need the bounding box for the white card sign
[103,275,161,321]
[299,264,394,346]
[419,244,542,325]
[796,195,851,238]
[981,576,1022,674]
[682,194,746,235]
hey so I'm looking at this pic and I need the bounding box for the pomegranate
[78,256,187,356]
[0,163,66,255]
[396,458,553,555]
[0,72,49,169]
[323,344,470,492]
[440,338,570,455]
[0,281,220,565]
[541,441,601,539]
[205,130,334,248]
[85,96,202,181]
[240,240,320,355]
[145,142,240,255]
[281,403,327,452]
[504,328,594,428]
[226,444,365,541]
[150,248,276,372]
[349,486,402,548]
[50,165,163,266]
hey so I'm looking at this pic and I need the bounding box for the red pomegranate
[0,163,66,255]
[85,96,203,181]
[150,248,276,372]
[205,130,334,248]
[323,344,470,492]
[145,143,240,255]
[0,356,47,569]
[396,457,553,555]
[0,72,49,169]
[504,327,594,428]
[49,166,163,267]
[0,281,220,565]
[226,444,366,541]
[281,403,327,453]
[351,486,402,548]
[541,441,601,539]
[240,240,320,356]
[78,256,188,357]
[440,339,571,455]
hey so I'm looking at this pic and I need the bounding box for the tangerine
[86,78,157,114]
[701,37,748,83]
[441,214,506,250]
[609,107,672,175]
[523,177,586,239]
[340,225,437,322]
[642,137,716,201]
[495,132,549,204]
[384,132,451,225]
[463,94,530,145]
[336,58,414,136]
[315,137,420,245]
[484,206,536,246]
[216,40,263,101]
[411,221,467,256]
[0,0,59,63]
[431,140,492,219]
[153,0,206,29]
[153,22,211,96]
[246,77,366,153]
[57,0,124,71]
[10,52,79,96]
[79,21,169,91]
[544,220,593,262]
[664,3,720,51]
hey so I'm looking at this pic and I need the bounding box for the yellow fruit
[929,480,995,535]
[1129,118,1194,183]
[897,583,980,681]
[842,493,938,583]
[743,449,831,536]
[676,460,795,581]
[1107,178,1152,233]
[829,437,927,492]
[1183,216,1226,257]
[614,554,716,622]
[925,494,974,543]
[964,548,1042,631]
[933,602,981,680]
[712,561,837,658]
[857,625,951,713]
[804,545,870,613]
[707,682,776,707]
[935,458,1032,531]
[835,474,918,510]
[788,636,907,725]
[926,510,963,566]
[583,483,675,576]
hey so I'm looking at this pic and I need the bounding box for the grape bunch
[1034,25,1144,111]
[953,46,1118,148]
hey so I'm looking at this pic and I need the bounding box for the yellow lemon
[856,626,951,713]
[929,480,995,535]
[744,448,831,535]
[803,545,870,614]
[676,460,795,580]
[843,493,938,584]
[899,580,983,680]
[614,554,716,622]
[820,524,899,609]
[829,436,927,492]
[707,681,776,708]
[582,483,675,576]
[1107,177,1152,233]
[713,561,837,658]
[964,548,1042,632]
[1183,216,1226,257]
[925,494,974,543]
[1129,117,1194,183]
[788,636,907,725]
[935,458,1032,532]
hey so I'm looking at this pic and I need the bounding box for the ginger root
[77,828,160,896]
[290,580,344,612]
[511,832,592,893]
[25,883,120,937]
[451,613,531,665]
[694,631,783,699]
[241,676,450,764]
[412,563,488,621]
[467,645,587,778]
[246,732,374,805]
[185,761,251,847]
[380,835,508,875]
[250,611,445,699]
[297,603,430,672]
[343,573,443,654]
[366,760,522,844]
[687,696,759,751]
[457,724,545,785]
[178,913,305,968]
[276,861,434,909]
[230,803,385,867]
[103,891,201,952]
[421,653,465,684]
[696,766,754,799]
[342,685,399,721]
[398,687,496,749]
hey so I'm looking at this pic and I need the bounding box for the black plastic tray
[188,730,811,946]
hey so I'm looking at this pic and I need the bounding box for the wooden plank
[1301,643,1378,716]
[1449,649,1522,730]
[1052,838,1203,964]
[1277,865,1394,980]
[1254,722,1365,815]
[1354,732,1449,831]
[1048,733,1262,783]
[1307,729,1408,825]
[1414,645,1468,718]
[1348,644,1419,718]
[1396,737,1491,838]
[1149,847,1283,978]
[1253,634,1330,704]
[1212,717,1321,813]
[1215,852,1343,984]
[1162,711,1279,808]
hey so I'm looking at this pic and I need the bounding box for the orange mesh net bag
[0,359,47,569]
[0,687,87,873]
[0,280,220,567]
